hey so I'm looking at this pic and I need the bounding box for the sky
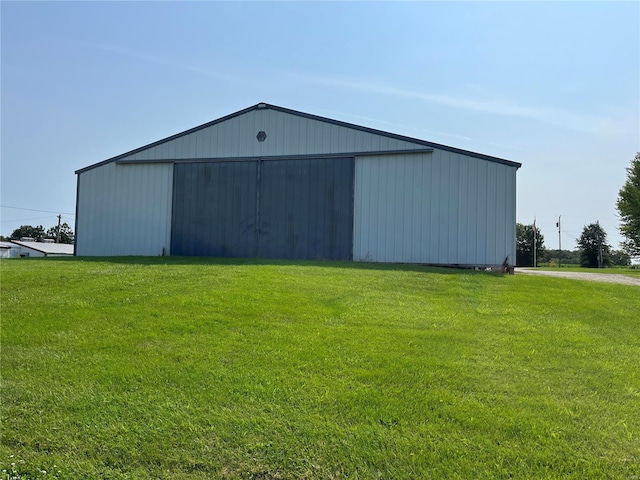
[1,1,639,252]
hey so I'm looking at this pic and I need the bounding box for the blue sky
[2,1,638,251]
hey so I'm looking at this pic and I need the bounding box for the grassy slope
[1,257,639,479]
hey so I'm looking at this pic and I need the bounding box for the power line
[1,205,75,216]
[1,216,55,224]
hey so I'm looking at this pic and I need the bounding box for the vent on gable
[256,131,267,142]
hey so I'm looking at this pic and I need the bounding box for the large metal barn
[75,103,521,266]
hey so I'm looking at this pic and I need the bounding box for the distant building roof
[10,240,74,255]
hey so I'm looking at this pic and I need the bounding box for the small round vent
[256,131,267,142]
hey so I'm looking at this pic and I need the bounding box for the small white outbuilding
[9,240,74,257]
[75,103,521,267]
[0,242,18,258]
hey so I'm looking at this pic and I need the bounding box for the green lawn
[1,257,639,479]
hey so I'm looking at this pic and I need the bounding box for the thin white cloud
[322,108,471,140]
[320,109,525,152]
[79,41,239,83]
[321,109,400,129]
[293,73,628,137]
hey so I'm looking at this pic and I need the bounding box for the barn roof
[76,103,522,174]
[10,240,74,255]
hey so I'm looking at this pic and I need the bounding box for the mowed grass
[1,257,639,479]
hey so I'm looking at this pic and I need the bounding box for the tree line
[517,152,639,268]
[2,223,75,244]
[516,221,630,267]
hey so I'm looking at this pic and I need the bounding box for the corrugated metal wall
[117,109,419,162]
[353,151,516,266]
[75,163,173,256]
[170,158,353,260]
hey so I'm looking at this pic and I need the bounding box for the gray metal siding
[75,163,173,256]
[354,150,517,266]
[118,109,419,162]
[259,158,353,260]
[171,162,257,257]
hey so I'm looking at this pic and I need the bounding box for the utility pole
[533,218,537,268]
[56,214,61,243]
[556,215,561,269]
[597,220,603,268]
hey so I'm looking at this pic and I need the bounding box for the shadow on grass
[9,255,506,276]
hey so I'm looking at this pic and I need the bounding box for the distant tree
[562,249,581,265]
[616,152,640,257]
[540,249,581,266]
[516,223,545,266]
[610,249,632,267]
[9,223,74,243]
[537,248,549,263]
[10,225,45,241]
[46,222,74,244]
[577,222,611,268]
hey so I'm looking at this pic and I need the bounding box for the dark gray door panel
[259,158,353,260]
[171,158,353,260]
[171,162,257,257]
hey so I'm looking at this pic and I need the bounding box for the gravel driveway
[516,268,640,286]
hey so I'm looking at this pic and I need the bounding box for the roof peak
[76,102,521,174]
